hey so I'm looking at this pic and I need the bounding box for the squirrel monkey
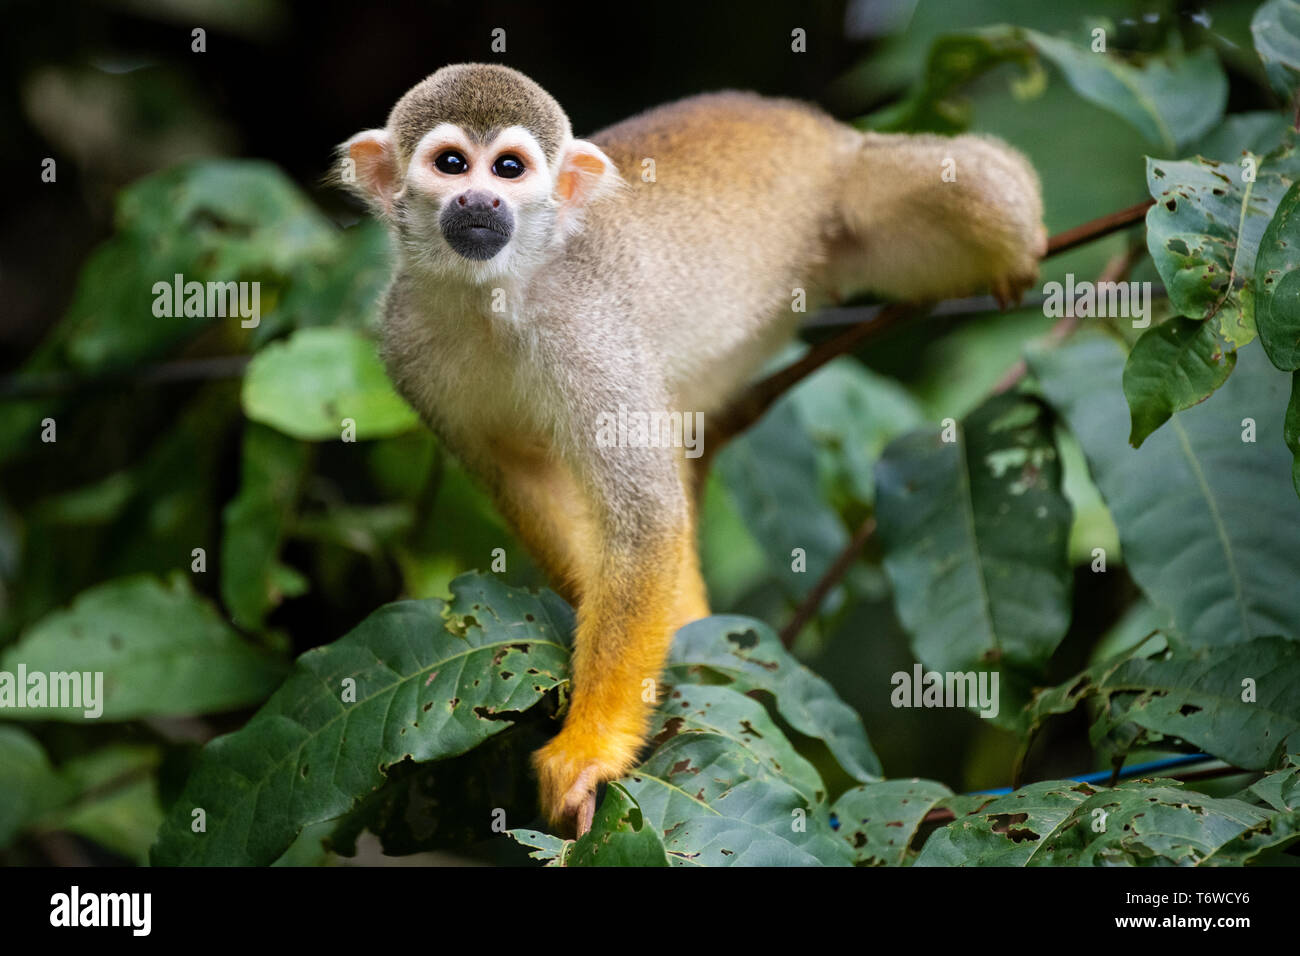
[339,63,1045,836]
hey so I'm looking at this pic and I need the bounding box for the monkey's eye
[433,150,468,175]
[492,154,525,179]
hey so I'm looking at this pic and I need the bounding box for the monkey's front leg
[531,459,697,835]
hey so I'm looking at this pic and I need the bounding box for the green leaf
[325,715,557,858]
[1028,781,1272,866]
[619,699,851,866]
[507,828,570,866]
[1202,809,1300,865]
[1253,0,1300,101]
[874,393,1073,728]
[0,727,64,847]
[1094,637,1300,770]
[220,424,311,629]
[920,779,1274,866]
[1287,372,1300,498]
[1032,335,1300,650]
[1245,757,1300,812]
[568,784,670,867]
[1122,317,1237,447]
[1,575,286,721]
[831,779,953,866]
[861,27,1227,149]
[1144,142,1300,348]
[151,574,571,865]
[1255,180,1300,371]
[715,399,849,601]
[1027,33,1227,153]
[861,26,1042,133]
[646,682,826,803]
[786,357,926,509]
[0,159,341,462]
[1203,756,1300,864]
[914,780,1094,866]
[1192,112,1292,165]
[242,327,419,441]
[666,615,881,782]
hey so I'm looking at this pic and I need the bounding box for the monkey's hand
[533,723,644,836]
[989,221,1048,309]
[840,132,1047,309]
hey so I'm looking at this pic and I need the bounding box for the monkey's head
[339,64,621,282]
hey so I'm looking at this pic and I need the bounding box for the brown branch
[779,516,876,648]
[1045,198,1152,257]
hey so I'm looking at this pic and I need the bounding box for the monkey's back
[573,92,858,412]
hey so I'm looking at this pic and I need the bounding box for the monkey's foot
[533,726,642,837]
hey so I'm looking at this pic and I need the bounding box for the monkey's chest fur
[379,278,567,458]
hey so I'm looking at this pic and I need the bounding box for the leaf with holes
[1123,317,1237,447]
[831,779,953,866]
[1028,780,1272,866]
[1032,335,1300,650]
[151,573,571,865]
[1093,637,1300,770]
[874,393,1073,730]
[616,683,852,866]
[1145,141,1300,348]
[915,780,1097,866]
[665,615,880,783]
[568,784,670,867]
[507,829,569,866]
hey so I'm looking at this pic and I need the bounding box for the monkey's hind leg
[528,475,702,835]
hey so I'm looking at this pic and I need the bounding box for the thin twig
[1045,199,1152,257]
[779,516,876,648]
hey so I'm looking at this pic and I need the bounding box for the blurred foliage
[3,0,1300,866]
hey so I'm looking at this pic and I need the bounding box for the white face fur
[399,123,558,283]
[345,121,620,288]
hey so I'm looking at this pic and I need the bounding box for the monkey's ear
[554,140,619,230]
[338,129,400,216]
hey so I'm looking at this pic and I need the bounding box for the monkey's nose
[455,189,502,211]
